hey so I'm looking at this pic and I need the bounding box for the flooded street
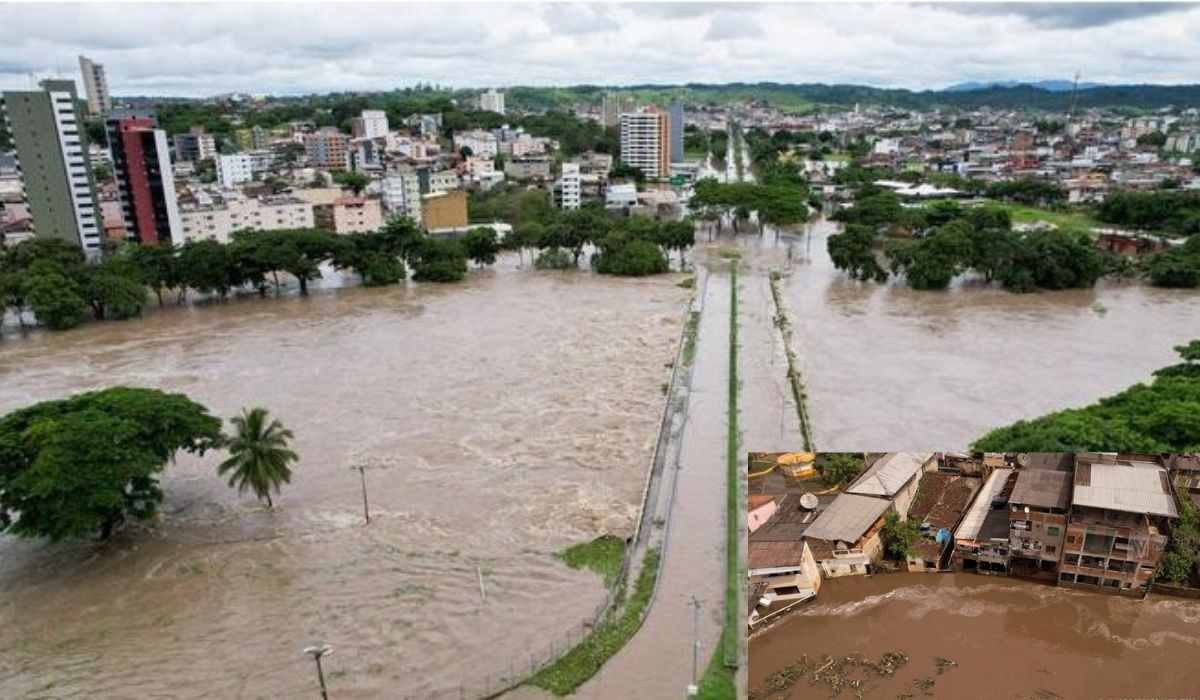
[749,573,1200,699]
[0,261,689,698]
[783,218,1200,450]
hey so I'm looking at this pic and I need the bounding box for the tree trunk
[155,288,164,308]
[272,271,281,292]
[298,277,308,296]
[266,493,274,509]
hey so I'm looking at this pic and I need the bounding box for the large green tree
[0,388,222,540]
[217,407,299,508]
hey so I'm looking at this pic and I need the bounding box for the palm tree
[218,407,298,508]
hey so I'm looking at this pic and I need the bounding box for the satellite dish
[800,493,819,510]
[1025,506,1030,514]
[1017,453,1029,466]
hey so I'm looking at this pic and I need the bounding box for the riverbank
[750,572,1200,699]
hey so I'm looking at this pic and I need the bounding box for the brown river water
[0,260,689,699]
[781,218,1200,450]
[749,573,1200,700]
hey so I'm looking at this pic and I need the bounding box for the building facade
[178,195,314,244]
[172,126,218,163]
[304,128,351,172]
[217,153,254,189]
[106,114,182,244]
[422,189,468,231]
[2,80,103,254]
[78,55,111,117]
[619,107,670,180]
[353,110,389,139]
[669,102,684,163]
[313,196,384,234]
[381,172,422,225]
[556,162,581,210]
[480,89,505,115]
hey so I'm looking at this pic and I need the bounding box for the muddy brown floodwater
[783,218,1200,450]
[0,260,688,699]
[750,573,1200,700]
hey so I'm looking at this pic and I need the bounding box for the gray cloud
[0,3,1198,96]
[703,11,765,41]
[940,2,1196,29]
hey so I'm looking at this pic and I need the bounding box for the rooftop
[845,452,935,498]
[750,492,833,543]
[957,468,1013,543]
[907,472,979,531]
[1073,460,1178,518]
[803,493,890,544]
[1010,469,1072,511]
[749,539,810,570]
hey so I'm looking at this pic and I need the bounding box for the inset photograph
[748,451,1200,699]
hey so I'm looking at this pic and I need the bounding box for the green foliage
[974,341,1200,451]
[0,388,222,539]
[1157,498,1200,585]
[1097,191,1200,236]
[460,226,500,267]
[560,535,626,588]
[217,407,298,508]
[80,258,147,320]
[592,236,669,277]
[178,238,240,298]
[22,267,87,330]
[527,549,660,695]
[333,170,370,196]
[827,224,888,282]
[881,512,923,560]
[467,183,555,227]
[818,453,865,486]
[411,238,468,282]
[534,247,574,270]
[985,179,1066,207]
[1148,236,1200,288]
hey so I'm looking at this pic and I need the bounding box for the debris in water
[933,656,958,674]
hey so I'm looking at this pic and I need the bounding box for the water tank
[799,493,819,510]
[935,528,952,545]
[920,522,932,531]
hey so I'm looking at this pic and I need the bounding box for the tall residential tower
[2,80,102,254]
[105,111,182,245]
[78,55,112,117]
[618,106,670,180]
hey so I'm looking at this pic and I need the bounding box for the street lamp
[303,644,332,699]
[687,596,700,697]
[346,454,390,525]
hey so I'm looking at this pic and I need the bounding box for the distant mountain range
[944,80,1103,93]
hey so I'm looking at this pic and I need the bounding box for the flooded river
[783,218,1200,450]
[749,573,1200,699]
[0,261,688,698]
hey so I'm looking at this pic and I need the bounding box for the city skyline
[1,2,1200,96]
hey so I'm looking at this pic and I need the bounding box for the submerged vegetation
[973,341,1200,451]
[560,534,626,588]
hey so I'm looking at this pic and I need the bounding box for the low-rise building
[504,156,553,182]
[313,196,384,234]
[453,129,498,159]
[803,493,890,578]
[422,189,468,231]
[955,467,1017,573]
[381,173,422,225]
[178,195,314,244]
[217,153,254,189]
[845,452,937,519]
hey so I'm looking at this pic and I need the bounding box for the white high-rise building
[480,89,506,115]
[78,55,112,117]
[619,107,670,180]
[558,163,581,210]
[357,109,389,139]
[217,153,254,189]
[381,172,423,224]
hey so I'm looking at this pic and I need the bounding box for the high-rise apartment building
[618,107,670,180]
[669,102,684,163]
[105,111,182,245]
[304,128,351,172]
[480,89,506,115]
[78,55,112,117]
[172,126,217,163]
[352,110,389,139]
[2,80,103,254]
[556,162,581,210]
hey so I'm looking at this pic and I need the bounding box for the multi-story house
[1058,455,1177,595]
[1007,465,1072,580]
[178,194,314,244]
[304,128,351,172]
[802,493,890,578]
[314,197,384,234]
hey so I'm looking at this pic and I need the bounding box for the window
[1065,553,1080,565]
[1083,533,1114,554]
[1045,546,1056,555]
[1046,526,1061,537]
[849,564,859,573]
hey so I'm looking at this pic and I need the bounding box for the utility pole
[304,644,332,700]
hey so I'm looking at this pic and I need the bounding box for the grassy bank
[527,548,661,695]
[768,269,814,451]
[561,535,626,588]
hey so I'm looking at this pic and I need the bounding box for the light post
[347,455,389,525]
[687,596,700,697]
[304,644,332,699]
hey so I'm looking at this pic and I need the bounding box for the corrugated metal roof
[1072,461,1178,517]
[803,493,890,544]
[957,468,1012,542]
[1010,470,1071,510]
[845,452,935,498]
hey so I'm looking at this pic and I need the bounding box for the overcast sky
[1,2,1199,96]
